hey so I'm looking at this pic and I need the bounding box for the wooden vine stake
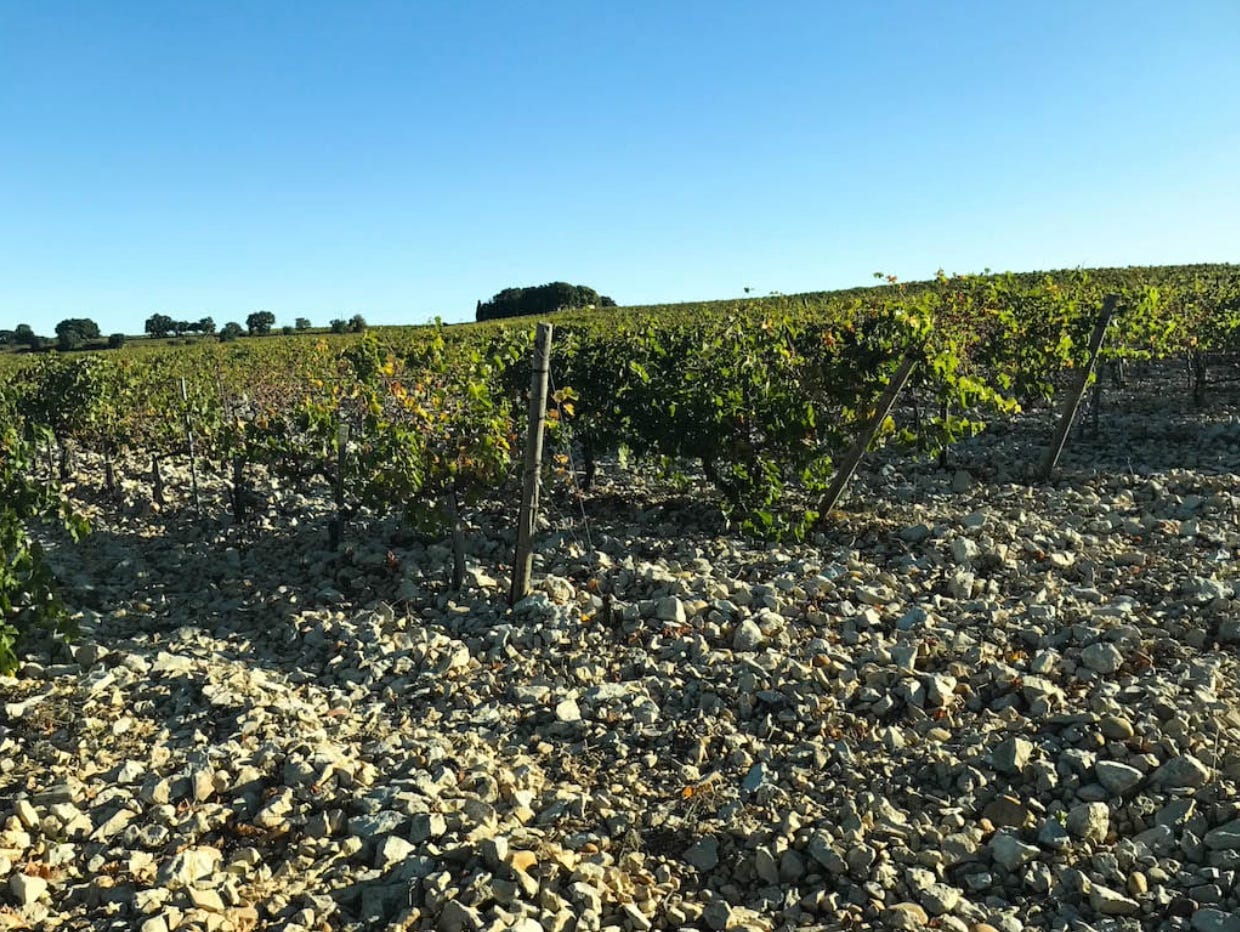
[181,377,202,517]
[511,322,554,605]
[329,421,349,551]
[1039,294,1117,481]
[447,482,466,591]
[819,351,919,515]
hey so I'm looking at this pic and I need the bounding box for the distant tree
[349,314,367,333]
[294,317,311,331]
[145,314,175,338]
[281,325,294,336]
[198,317,215,335]
[329,319,349,334]
[0,330,13,345]
[108,333,126,349]
[219,321,244,342]
[246,311,276,336]
[475,282,616,321]
[14,324,41,347]
[54,318,101,348]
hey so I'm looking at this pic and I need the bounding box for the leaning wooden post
[1039,294,1117,481]
[180,377,202,516]
[1089,361,1105,439]
[511,322,554,604]
[818,351,919,515]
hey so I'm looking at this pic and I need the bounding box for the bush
[329,319,349,334]
[219,322,244,342]
[0,428,86,673]
[107,333,126,349]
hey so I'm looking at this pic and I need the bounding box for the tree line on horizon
[1,312,369,352]
[3,280,615,351]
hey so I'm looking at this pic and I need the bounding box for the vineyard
[3,265,1239,639]
[3,264,1240,930]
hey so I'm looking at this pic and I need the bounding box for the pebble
[10,873,47,906]
[1066,802,1110,842]
[1095,760,1143,795]
[982,795,1031,828]
[554,697,582,723]
[1099,715,1134,740]
[1080,642,1124,674]
[732,618,764,651]
[884,902,930,929]
[1089,885,1140,916]
[683,836,720,871]
[922,883,961,915]
[990,832,1039,870]
[1153,754,1211,787]
[992,736,1033,774]
[702,900,733,931]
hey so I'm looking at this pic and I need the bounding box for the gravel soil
[3,364,1240,932]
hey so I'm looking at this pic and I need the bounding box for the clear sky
[2,1,1238,335]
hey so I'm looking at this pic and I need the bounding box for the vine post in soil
[511,322,554,604]
[329,421,349,551]
[1039,294,1117,481]
[818,350,919,515]
[180,377,202,517]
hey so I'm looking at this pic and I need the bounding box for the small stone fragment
[1152,754,1210,788]
[1066,802,1109,843]
[1100,715,1134,740]
[1080,642,1123,674]
[10,873,47,906]
[883,901,929,929]
[1095,760,1142,795]
[683,836,720,871]
[992,736,1033,774]
[732,619,764,651]
[990,831,1038,870]
[1089,885,1140,916]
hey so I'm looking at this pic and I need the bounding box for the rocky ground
[3,365,1240,932]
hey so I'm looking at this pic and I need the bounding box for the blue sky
[2,1,1237,334]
